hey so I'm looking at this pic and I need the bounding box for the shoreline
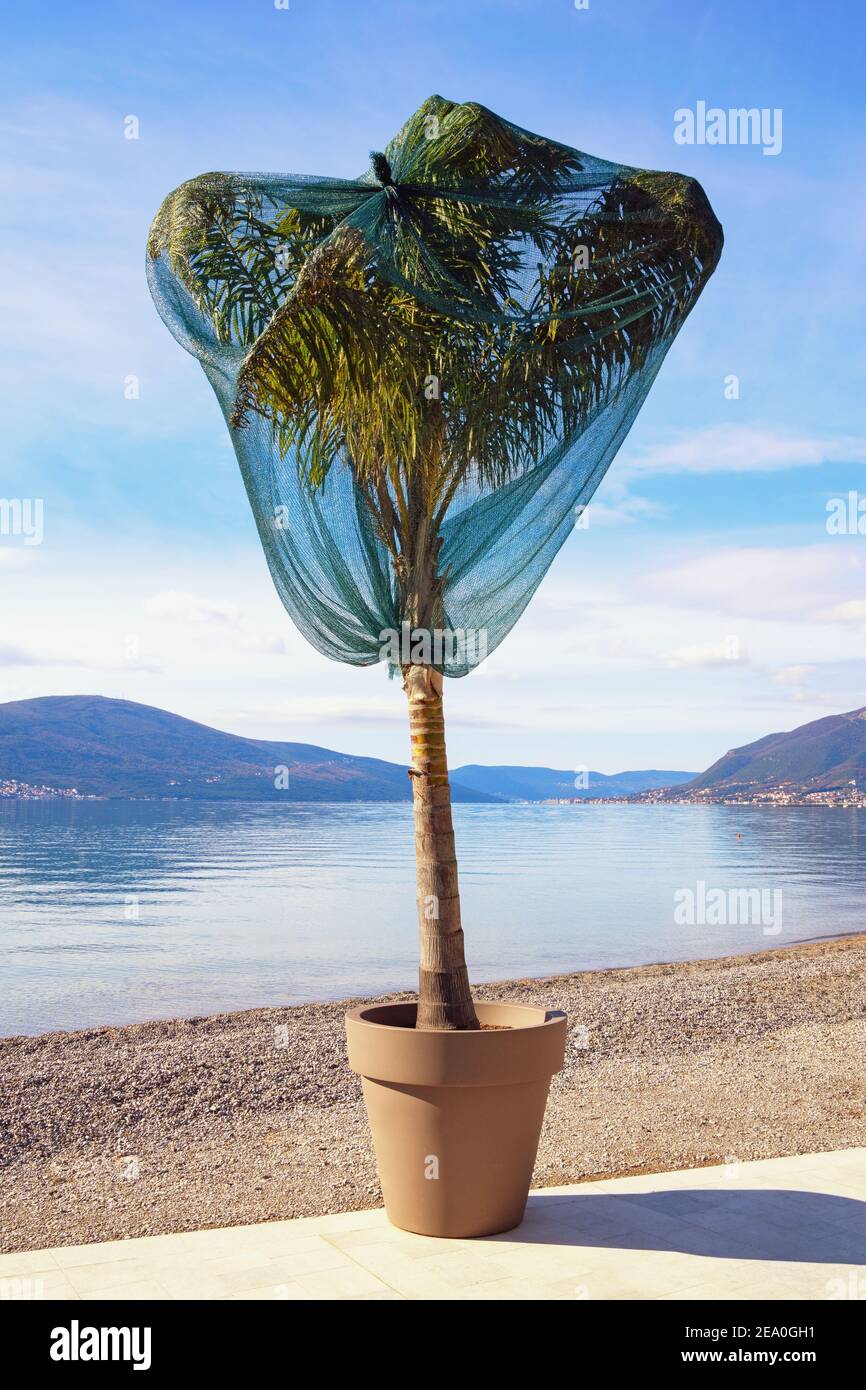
[2,934,864,1253]
[6,795,866,811]
[5,927,864,1043]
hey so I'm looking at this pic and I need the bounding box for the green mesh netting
[147,96,722,677]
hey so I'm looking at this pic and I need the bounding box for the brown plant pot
[345,1000,567,1238]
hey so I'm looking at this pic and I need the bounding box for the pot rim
[345,999,566,1035]
[346,1000,567,1086]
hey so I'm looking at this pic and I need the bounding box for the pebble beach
[1,934,864,1254]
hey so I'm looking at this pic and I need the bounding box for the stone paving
[1,1149,864,1301]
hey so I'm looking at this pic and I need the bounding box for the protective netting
[147,96,722,676]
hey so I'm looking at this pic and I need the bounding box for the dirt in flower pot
[386,1017,512,1031]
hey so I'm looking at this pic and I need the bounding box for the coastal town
[542,782,866,809]
[636,782,866,808]
[3,775,866,809]
[0,780,93,800]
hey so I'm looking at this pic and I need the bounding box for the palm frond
[149,98,723,608]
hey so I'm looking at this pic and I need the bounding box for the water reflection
[1,800,863,1035]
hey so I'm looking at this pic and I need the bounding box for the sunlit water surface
[1,799,864,1035]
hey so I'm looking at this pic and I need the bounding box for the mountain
[9,695,861,804]
[449,764,696,801]
[684,706,866,794]
[0,695,496,802]
[0,695,695,804]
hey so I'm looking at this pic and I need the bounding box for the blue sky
[2,0,866,772]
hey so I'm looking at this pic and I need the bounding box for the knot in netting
[370,151,395,187]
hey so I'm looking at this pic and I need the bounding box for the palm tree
[148,96,722,1031]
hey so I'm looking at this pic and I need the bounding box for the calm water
[1,800,864,1036]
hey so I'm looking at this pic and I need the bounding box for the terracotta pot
[345,1000,567,1238]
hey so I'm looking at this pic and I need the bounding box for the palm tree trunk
[404,662,479,1030]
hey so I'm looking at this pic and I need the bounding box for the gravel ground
[2,934,864,1253]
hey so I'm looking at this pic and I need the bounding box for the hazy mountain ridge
[683,706,866,795]
[0,696,691,803]
[450,764,696,801]
[0,695,488,802]
[11,695,859,805]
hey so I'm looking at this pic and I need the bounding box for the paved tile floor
[2,1150,864,1300]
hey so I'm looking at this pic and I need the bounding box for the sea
[1,799,864,1035]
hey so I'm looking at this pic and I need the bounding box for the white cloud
[664,639,748,669]
[772,664,816,685]
[646,544,866,619]
[624,425,866,476]
[230,695,403,727]
[579,495,667,526]
[144,590,243,627]
[0,642,90,669]
[0,644,53,668]
[142,589,295,656]
[817,598,866,624]
[237,632,291,655]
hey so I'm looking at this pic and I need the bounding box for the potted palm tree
[148,95,722,1237]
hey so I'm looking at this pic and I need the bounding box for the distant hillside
[685,706,866,794]
[449,765,696,801]
[0,695,496,802]
[0,695,696,804]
